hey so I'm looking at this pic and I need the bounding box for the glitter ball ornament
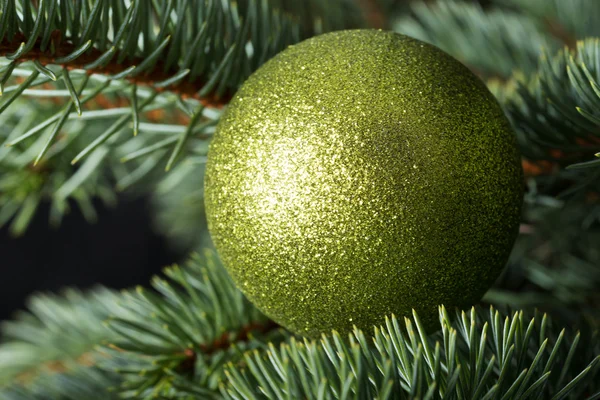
[205,30,523,338]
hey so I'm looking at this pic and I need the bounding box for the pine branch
[200,320,281,357]
[0,286,128,386]
[0,33,230,108]
[0,0,363,105]
[486,188,600,323]
[0,250,283,398]
[0,0,361,105]
[149,161,211,252]
[222,306,600,400]
[6,253,598,399]
[392,1,558,78]
[485,42,600,315]
[502,39,600,173]
[494,0,600,40]
[0,364,120,400]
[0,87,189,235]
[96,250,286,398]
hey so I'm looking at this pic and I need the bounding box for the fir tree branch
[222,306,600,400]
[494,0,600,40]
[5,253,598,399]
[392,0,558,78]
[148,161,210,252]
[0,364,120,400]
[0,251,283,398]
[487,187,600,323]
[0,286,129,386]
[0,0,364,108]
[96,250,286,398]
[502,39,600,173]
[200,320,281,358]
[543,18,577,50]
[0,88,181,235]
[0,33,231,108]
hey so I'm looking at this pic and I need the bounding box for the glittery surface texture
[205,30,524,338]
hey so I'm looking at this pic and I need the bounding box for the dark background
[0,197,183,320]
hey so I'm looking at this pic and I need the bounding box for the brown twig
[15,352,96,384]
[178,320,281,373]
[200,320,280,357]
[357,0,387,29]
[522,159,557,177]
[89,92,191,125]
[15,319,281,383]
[0,33,231,108]
[544,18,577,50]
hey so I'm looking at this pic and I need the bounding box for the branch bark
[200,320,280,357]
[179,320,281,373]
[357,0,387,29]
[0,33,231,108]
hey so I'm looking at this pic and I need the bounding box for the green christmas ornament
[205,30,523,338]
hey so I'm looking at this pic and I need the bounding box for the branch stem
[0,33,230,108]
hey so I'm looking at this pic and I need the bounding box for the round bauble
[205,30,523,338]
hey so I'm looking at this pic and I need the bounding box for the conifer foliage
[1,0,599,399]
